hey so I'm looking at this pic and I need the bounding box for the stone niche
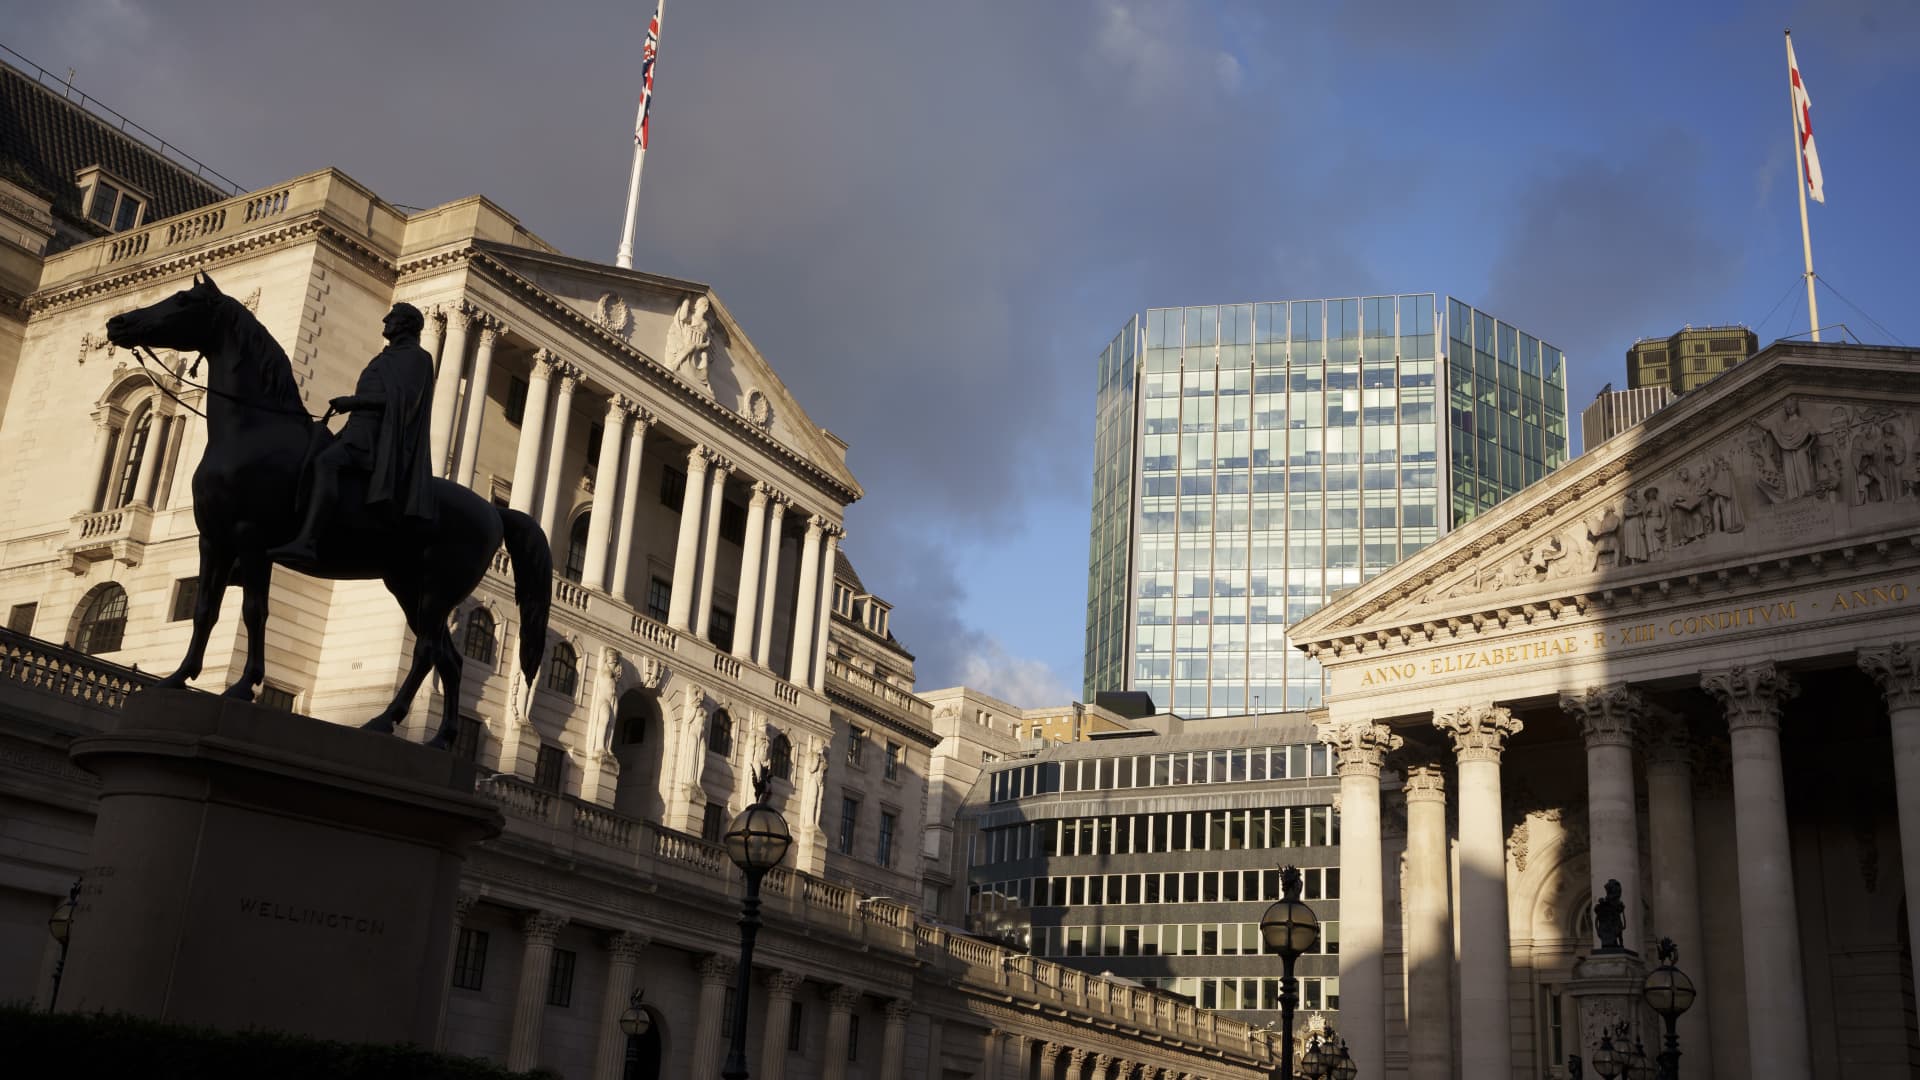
[58,690,502,1046]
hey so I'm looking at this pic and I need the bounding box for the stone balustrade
[62,504,153,569]
[0,628,155,712]
[825,654,932,723]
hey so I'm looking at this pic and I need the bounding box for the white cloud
[1091,0,1242,100]
[950,637,1074,709]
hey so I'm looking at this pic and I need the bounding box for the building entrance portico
[1290,342,1920,1079]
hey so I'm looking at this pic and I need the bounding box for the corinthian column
[1862,642,1920,1017]
[667,447,711,630]
[537,363,581,539]
[1318,719,1401,1080]
[1435,702,1523,1080]
[1644,723,1713,1078]
[733,483,772,661]
[810,526,842,690]
[455,318,501,486]
[821,984,861,1080]
[591,932,647,1080]
[507,351,556,515]
[756,496,789,664]
[758,971,802,1080]
[695,455,732,638]
[1702,662,1809,1080]
[581,395,631,590]
[878,999,912,1080]
[1561,682,1645,952]
[688,954,735,1080]
[506,910,568,1072]
[1402,761,1452,1080]
[788,515,826,684]
[610,407,655,603]
[431,304,474,475]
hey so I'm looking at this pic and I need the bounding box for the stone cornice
[824,683,942,748]
[413,243,862,509]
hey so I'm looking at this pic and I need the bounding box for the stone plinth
[58,690,502,1045]
[1567,948,1654,1060]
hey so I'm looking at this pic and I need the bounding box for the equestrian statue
[104,272,552,749]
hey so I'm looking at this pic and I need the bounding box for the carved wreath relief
[1437,396,1920,600]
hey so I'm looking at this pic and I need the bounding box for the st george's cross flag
[635,2,661,149]
[1788,34,1825,203]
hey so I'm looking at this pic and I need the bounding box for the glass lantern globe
[1643,941,1697,1020]
[47,889,77,946]
[1591,1029,1623,1080]
[1259,867,1321,958]
[619,989,651,1036]
[724,801,793,874]
[1332,1041,1358,1080]
[1300,1037,1331,1078]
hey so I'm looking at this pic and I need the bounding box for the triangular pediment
[1291,343,1920,645]
[477,244,860,499]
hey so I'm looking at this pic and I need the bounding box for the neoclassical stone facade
[1291,341,1920,1079]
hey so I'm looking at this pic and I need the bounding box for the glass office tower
[1084,295,1568,715]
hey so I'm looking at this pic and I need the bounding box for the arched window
[462,607,496,664]
[563,513,591,583]
[113,408,154,508]
[547,641,578,697]
[708,709,733,756]
[768,731,792,781]
[75,582,129,654]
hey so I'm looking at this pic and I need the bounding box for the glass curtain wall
[1443,297,1568,525]
[1084,317,1139,698]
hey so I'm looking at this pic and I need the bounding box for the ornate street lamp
[1260,866,1321,1080]
[1641,938,1696,1080]
[1300,1033,1332,1079]
[1331,1039,1357,1080]
[46,879,80,1011]
[720,767,793,1080]
[1625,1037,1654,1080]
[619,988,652,1037]
[1591,1024,1624,1080]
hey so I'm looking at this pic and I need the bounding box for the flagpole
[615,0,666,270]
[1787,29,1820,342]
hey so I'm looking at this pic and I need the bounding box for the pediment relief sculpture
[666,295,717,394]
[594,291,634,341]
[1406,394,1920,618]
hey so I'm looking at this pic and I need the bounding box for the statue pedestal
[1568,948,1653,1063]
[59,690,502,1046]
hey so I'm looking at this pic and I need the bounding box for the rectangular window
[534,744,565,793]
[660,466,687,511]
[505,376,529,425]
[788,1002,804,1051]
[452,927,488,989]
[703,802,727,843]
[453,714,482,763]
[586,422,605,468]
[848,727,867,766]
[839,797,859,854]
[848,1014,860,1061]
[256,685,297,712]
[646,576,672,621]
[5,602,35,634]
[546,948,576,1007]
[884,741,901,780]
[169,578,199,622]
[708,608,734,653]
[719,499,747,545]
[878,811,897,867]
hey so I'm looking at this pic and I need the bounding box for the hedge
[0,1005,559,1080]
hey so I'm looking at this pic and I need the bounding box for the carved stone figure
[1860,423,1907,504]
[1706,453,1745,532]
[1758,398,1817,500]
[597,647,624,751]
[1593,878,1626,949]
[1585,508,1620,571]
[1642,485,1668,557]
[1619,490,1648,564]
[666,295,714,391]
[103,274,553,749]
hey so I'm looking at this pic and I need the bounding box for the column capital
[806,513,828,533]
[1642,721,1694,770]
[707,453,735,475]
[1859,641,1920,710]
[1038,1043,1062,1065]
[476,318,503,346]
[607,392,637,418]
[454,892,480,923]
[1701,661,1797,732]
[694,953,736,984]
[444,301,476,328]
[629,404,657,428]
[763,969,803,996]
[531,347,559,374]
[605,930,648,962]
[750,480,774,505]
[768,491,792,512]
[1560,682,1644,748]
[1069,1048,1090,1066]
[882,999,913,1023]
[687,443,714,472]
[1435,703,1523,763]
[825,983,863,1011]
[554,361,583,389]
[519,910,568,945]
[1094,1053,1115,1069]
[1402,760,1447,803]
[1318,719,1402,776]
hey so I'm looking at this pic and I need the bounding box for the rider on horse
[269,302,436,565]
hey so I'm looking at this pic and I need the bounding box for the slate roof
[0,57,234,251]
[834,548,864,592]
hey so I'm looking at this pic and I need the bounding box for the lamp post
[1642,938,1696,1080]
[719,767,793,1080]
[1300,1033,1332,1079]
[1590,1023,1624,1080]
[619,988,651,1071]
[1332,1039,1358,1080]
[46,878,79,1011]
[1260,866,1321,1080]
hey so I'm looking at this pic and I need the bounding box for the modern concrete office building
[962,712,1344,1028]
[1085,296,1570,716]
[1580,383,1674,451]
[1627,325,1759,395]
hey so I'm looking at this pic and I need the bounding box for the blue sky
[11,1,1919,704]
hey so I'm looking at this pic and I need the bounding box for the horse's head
[105,271,227,352]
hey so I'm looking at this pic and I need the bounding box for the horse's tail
[498,508,553,686]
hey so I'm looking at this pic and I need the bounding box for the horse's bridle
[129,344,325,423]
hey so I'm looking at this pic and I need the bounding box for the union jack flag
[635,2,661,149]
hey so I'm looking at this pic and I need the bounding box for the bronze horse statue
[105,273,552,748]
